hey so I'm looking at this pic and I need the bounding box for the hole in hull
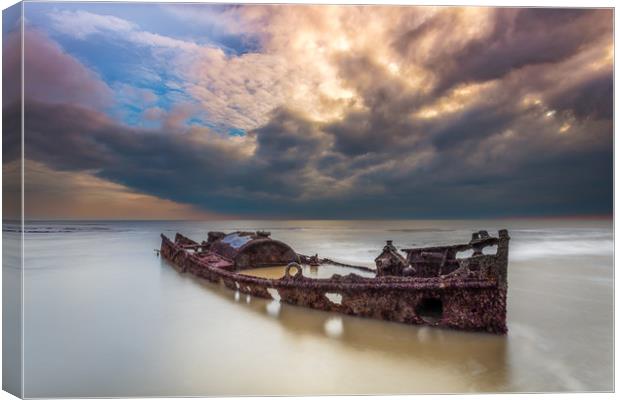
[325,292,343,305]
[456,249,473,259]
[483,245,498,255]
[416,298,443,324]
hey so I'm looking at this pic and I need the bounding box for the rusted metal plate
[203,231,299,269]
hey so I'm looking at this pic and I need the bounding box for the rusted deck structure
[159,229,510,334]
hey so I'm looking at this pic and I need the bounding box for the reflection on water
[19,219,613,396]
[181,270,510,394]
[239,264,375,279]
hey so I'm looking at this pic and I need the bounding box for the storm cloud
[6,5,613,219]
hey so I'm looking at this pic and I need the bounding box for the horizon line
[2,214,613,223]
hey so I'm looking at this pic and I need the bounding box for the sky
[2,3,614,219]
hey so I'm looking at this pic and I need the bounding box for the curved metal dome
[206,231,299,269]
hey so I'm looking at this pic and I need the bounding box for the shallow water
[238,264,376,279]
[5,219,613,396]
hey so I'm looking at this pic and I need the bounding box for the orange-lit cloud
[11,161,227,220]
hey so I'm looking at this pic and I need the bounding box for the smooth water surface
[13,219,613,396]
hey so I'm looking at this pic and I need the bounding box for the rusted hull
[159,234,508,334]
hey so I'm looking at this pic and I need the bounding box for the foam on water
[509,228,612,261]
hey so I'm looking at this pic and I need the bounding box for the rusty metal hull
[159,231,509,334]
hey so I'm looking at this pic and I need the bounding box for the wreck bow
[159,229,510,334]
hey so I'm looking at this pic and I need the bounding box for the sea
[2,218,613,396]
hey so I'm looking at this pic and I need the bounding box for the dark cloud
[18,91,612,218]
[8,7,614,218]
[22,101,245,208]
[324,55,426,156]
[393,8,613,95]
[3,103,21,164]
[430,105,516,151]
[253,107,327,170]
[548,70,613,120]
[325,109,419,156]
[21,30,114,108]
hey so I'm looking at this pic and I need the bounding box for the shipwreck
[159,229,510,334]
